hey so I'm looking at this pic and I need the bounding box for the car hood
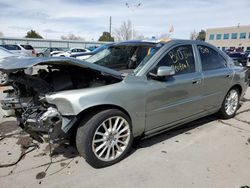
[0,56,122,79]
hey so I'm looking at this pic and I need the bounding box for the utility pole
[109,16,112,35]
[125,2,141,40]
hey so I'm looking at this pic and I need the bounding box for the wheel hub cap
[225,90,239,116]
[92,116,131,161]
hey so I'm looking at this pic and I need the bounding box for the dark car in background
[227,52,250,83]
[228,52,248,66]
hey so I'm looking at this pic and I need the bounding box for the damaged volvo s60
[0,40,248,168]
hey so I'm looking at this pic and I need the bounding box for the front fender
[45,81,147,137]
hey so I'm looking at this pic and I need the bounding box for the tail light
[32,49,36,55]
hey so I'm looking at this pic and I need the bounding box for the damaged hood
[0,56,122,79]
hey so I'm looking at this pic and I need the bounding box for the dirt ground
[0,87,249,188]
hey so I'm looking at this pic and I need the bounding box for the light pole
[125,2,141,40]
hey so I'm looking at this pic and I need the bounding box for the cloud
[0,0,249,40]
[43,29,60,33]
[8,26,33,31]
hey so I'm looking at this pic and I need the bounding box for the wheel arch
[67,104,132,137]
[230,84,242,95]
[76,104,131,121]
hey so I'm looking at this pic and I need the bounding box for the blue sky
[0,0,249,40]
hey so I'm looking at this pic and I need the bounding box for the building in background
[205,25,250,51]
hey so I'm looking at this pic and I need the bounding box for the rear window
[0,44,21,50]
[20,45,34,50]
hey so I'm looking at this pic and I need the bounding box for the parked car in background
[52,48,90,57]
[245,50,250,57]
[0,44,36,57]
[0,46,29,86]
[227,52,250,83]
[70,43,114,60]
[87,46,99,51]
[228,52,248,66]
[246,54,250,83]
[0,46,17,59]
[0,39,248,168]
[36,48,64,57]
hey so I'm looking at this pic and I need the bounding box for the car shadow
[131,115,218,151]
[50,143,79,159]
[48,114,222,163]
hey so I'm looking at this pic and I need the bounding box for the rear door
[197,45,233,111]
[145,44,204,132]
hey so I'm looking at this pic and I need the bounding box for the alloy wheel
[92,116,131,162]
[225,89,239,116]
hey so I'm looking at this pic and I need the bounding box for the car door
[145,44,204,132]
[197,45,233,111]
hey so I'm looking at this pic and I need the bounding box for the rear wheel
[219,88,239,119]
[76,109,133,168]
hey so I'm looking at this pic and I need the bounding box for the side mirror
[157,66,175,77]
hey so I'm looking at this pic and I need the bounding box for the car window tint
[1,45,21,50]
[157,45,195,75]
[198,45,226,71]
[20,45,34,50]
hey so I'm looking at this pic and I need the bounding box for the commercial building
[205,25,250,51]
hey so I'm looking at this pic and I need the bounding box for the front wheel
[219,88,240,119]
[76,109,133,168]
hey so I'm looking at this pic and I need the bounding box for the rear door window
[20,45,34,50]
[198,45,227,71]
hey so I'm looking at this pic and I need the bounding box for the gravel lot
[0,87,249,188]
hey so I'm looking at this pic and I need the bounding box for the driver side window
[157,45,196,75]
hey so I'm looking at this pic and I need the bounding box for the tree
[196,30,206,41]
[0,31,3,37]
[61,33,84,40]
[98,32,114,42]
[190,30,197,40]
[25,30,43,39]
[114,20,136,41]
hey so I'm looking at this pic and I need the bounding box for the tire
[76,109,133,168]
[218,88,240,119]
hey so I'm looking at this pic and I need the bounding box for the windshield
[86,43,161,72]
[0,47,16,58]
[92,43,112,53]
[133,43,163,74]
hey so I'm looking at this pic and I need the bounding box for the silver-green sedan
[0,39,248,168]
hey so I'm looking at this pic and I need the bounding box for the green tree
[196,30,206,41]
[98,32,114,42]
[25,30,43,39]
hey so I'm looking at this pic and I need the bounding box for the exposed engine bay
[0,62,121,143]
